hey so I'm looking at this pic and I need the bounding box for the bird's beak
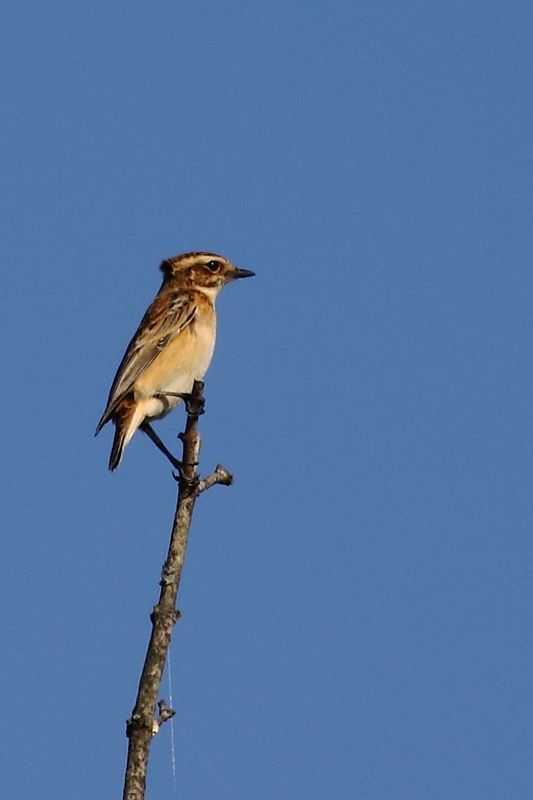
[233,267,255,279]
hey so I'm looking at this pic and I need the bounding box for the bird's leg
[140,422,199,485]
[154,391,205,417]
[140,422,183,471]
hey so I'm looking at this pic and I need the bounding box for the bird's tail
[108,397,139,471]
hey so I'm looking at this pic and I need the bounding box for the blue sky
[3,2,533,797]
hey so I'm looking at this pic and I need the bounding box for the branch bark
[122,380,233,800]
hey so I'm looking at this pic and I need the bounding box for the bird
[95,251,255,470]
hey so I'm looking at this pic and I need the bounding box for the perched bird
[96,251,254,470]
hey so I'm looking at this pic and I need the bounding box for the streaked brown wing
[96,289,197,433]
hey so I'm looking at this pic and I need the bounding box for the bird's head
[160,252,254,296]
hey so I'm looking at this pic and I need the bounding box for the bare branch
[122,381,232,800]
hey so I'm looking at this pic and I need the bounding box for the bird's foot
[155,391,205,417]
[172,466,199,489]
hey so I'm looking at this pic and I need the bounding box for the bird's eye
[206,260,221,272]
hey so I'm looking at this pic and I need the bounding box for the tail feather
[107,397,138,471]
[109,424,127,471]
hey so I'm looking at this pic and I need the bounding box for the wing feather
[96,289,197,433]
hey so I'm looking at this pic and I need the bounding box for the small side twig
[122,381,232,800]
[151,700,176,736]
[196,464,234,494]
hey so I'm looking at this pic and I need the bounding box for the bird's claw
[172,468,199,489]
[180,393,205,417]
[154,391,205,416]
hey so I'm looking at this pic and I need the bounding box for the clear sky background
[2,2,533,798]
